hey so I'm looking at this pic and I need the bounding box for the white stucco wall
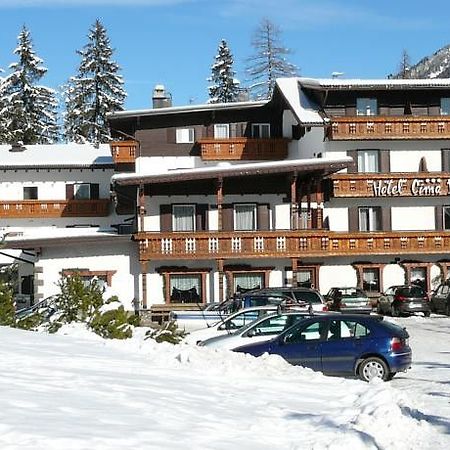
[382,264,405,291]
[319,265,357,294]
[323,207,349,231]
[391,206,436,230]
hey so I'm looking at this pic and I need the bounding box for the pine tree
[245,18,298,100]
[64,19,126,145]
[208,39,240,103]
[397,49,412,79]
[0,26,58,145]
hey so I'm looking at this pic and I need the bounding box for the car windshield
[397,286,425,297]
[338,288,367,299]
[241,313,309,336]
[291,291,322,304]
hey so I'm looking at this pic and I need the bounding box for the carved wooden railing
[198,138,289,160]
[331,172,450,198]
[329,116,450,140]
[0,200,110,218]
[110,140,137,164]
[134,230,450,261]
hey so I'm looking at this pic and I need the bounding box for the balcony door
[214,124,230,139]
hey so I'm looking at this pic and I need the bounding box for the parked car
[377,285,431,317]
[241,287,326,312]
[170,294,295,332]
[233,314,412,382]
[324,287,373,314]
[183,305,282,344]
[429,282,450,315]
[199,311,316,350]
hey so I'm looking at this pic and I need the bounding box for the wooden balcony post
[316,180,324,229]
[217,258,224,303]
[290,173,298,230]
[140,260,148,310]
[138,183,145,232]
[291,258,298,287]
[217,178,223,231]
[306,182,312,229]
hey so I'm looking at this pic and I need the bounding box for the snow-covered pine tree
[245,18,298,100]
[0,26,58,145]
[208,39,240,103]
[64,19,126,145]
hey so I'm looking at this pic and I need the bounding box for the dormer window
[356,98,377,116]
[440,98,450,115]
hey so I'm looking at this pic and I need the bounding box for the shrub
[0,281,15,326]
[145,320,186,345]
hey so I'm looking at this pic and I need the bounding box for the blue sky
[0,0,449,110]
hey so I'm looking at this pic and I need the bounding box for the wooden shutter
[160,204,172,231]
[222,204,234,231]
[90,183,99,200]
[380,151,390,173]
[381,207,391,231]
[347,150,357,173]
[348,207,359,232]
[166,128,176,143]
[435,206,443,231]
[65,184,74,200]
[196,204,209,231]
[441,149,450,172]
[257,204,270,230]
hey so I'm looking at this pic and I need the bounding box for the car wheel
[391,306,399,317]
[386,372,396,381]
[446,304,450,317]
[424,311,430,318]
[358,357,389,382]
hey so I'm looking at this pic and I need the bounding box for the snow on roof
[108,99,268,120]
[0,143,113,169]
[112,156,353,186]
[275,78,324,126]
[297,77,450,90]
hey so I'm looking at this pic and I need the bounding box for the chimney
[152,84,172,108]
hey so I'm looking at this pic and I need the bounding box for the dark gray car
[378,285,430,317]
[430,283,450,315]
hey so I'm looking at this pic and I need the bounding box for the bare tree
[398,49,412,79]
[245,18,298,100]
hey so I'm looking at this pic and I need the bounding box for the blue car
[233,314,411,382]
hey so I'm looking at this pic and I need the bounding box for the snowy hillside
[1,317,449,449]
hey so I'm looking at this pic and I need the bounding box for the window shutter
[347,150,357,173]
[435,206,443,231]
[348,207,359,231]
[166,128,176,143]
[441,149,450,172]
[380,151,390,173]
[196,204,209,231]
[66,184,74,200]
[90,183,99,200]
[222,204,234,231]
[381,207,391,231]
[160,204,172,231]
[257,204,270,230]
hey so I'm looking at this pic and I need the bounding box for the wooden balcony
[331,172,450,198]
[110,140,137,164]
[134,230,450,261]
[0,200,110,218]
[329,116,450,140]
[198,138,289,161]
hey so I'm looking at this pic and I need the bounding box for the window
[169,274,201,303]
[362,268,380,293]
[61,269,116,288]
[358,206,381,231]
[251,123,270,138]
[441,98,450,115]
[233,272,264,293]
[409,267,427,290]
[249,314,293,336]
[74,183,91,200]
[356,98,377,116]
[234,203,257,231]
[296,269,313,288]
[214,124,230,139]
[176,128,195,143]
[357,150,380,173]
[172,204,195,232]
[444,206,450,230]
[285,320,324,343]
[23,186,38,200]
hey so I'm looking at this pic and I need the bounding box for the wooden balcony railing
[329,116,450,140]
[110,140,137,164]
[331,172,450,198]
[198,138,289,160]
[134,230,450,261]
[0,199,110,218]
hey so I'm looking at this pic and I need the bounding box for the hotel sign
[371,178,450,197]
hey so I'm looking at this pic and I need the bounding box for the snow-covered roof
[297,77,450,90]
[0,143,113,169]
[275,78,324,126]
[108,100,268,120]
[112,156,353,186]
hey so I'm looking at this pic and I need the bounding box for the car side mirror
[246,329,255,337]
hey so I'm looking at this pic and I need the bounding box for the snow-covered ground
[0,315,449,449]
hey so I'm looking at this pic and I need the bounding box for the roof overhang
[112,157,353,186]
